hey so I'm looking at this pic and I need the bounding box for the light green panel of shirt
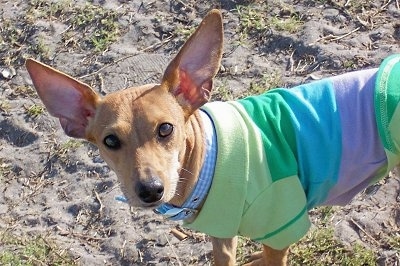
[375,54,400,173]
[239,175,310,250]
[187,102,310,250]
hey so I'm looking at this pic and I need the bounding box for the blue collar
[153,110,217,221]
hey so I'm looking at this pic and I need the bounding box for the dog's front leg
[244,245,289,266]
[211,236,238,266]
[262,245,288,266]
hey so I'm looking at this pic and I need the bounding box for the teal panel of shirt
[238,80,342,208]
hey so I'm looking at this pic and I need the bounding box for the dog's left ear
[161,9,223,116]
[25,59,100,139]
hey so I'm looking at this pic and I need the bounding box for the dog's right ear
[26,59,100,139]
[161,9,223,116]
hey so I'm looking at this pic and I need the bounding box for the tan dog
[26,10,255,265]
[25,8,400,266]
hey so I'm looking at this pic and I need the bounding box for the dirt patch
[1,0,399,265]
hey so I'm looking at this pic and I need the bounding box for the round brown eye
[103,134,121,150]
[158,123,173,138]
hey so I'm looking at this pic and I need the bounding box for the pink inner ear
[160,10,222,112]
[174,69,198,104]
[38,77,94,116]
[176,19,222,87]
[42,86,94,138]
[44,86,82,117]
[33,72,97,138]
[26,59,99,139]
[173,69,211,108]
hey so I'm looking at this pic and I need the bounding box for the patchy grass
[290,227,376,265]
[246,72,283,96]
[0,0,123,66]
[24,104,45,118]
[291,207,377,264]
[61,139,83,152]
[236,5,267,33]
[213,81,235,101]
[337,0,387,17]
[236,236,261,265]
[0,231,76,265]
[236,227,377,265]
[70,5,121,52]
[213,72,283,102]
[234,4,268,45]
[8,85,37,99]
[28,0,123,53]
[387,233,400,252]
[45,139,84,165]
[32,36,51,59]
[0,100,12,115]
[235,3,303,45]
[0,18,39,65]
[269,15,303,34]
[174,24,197,40]
[235,205,377,265]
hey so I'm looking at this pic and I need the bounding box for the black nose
[135,177,164,204]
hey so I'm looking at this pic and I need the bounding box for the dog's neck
[174,111,206,206]
[156,110,216,220]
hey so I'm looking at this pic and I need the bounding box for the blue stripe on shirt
[278,80,342,208]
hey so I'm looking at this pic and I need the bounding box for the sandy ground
[1,0,400,265]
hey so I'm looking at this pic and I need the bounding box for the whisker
[177,177,190,182]
[180,167,194,175]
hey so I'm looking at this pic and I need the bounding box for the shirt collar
[153,110,217,221]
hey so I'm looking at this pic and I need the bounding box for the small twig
[171,228,188,241]
[380,0,394,11]
[164,232,183,266]
[311,27,360,44]
[138,249,143,262]
[79,54,136,79]
[331,27,361,41]
[289,50,295,72]
[72,231,106,241]
[79,35,174,79]
[59,24,72,35]
[120,239,127,258]
[94,189,104,214]
[368,0,394,19]
[55,226,69,236]
[350,218,381,246]
[55,226,105,241]
[39,235,70,262]
[356,15,370,28]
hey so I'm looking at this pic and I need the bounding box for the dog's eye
[158,123,173,138]
[103,134,121,150]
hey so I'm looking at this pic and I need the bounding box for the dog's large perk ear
[25,59,100,138]
[161,9,223,115]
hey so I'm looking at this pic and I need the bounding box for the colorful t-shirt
[186,54,400,250]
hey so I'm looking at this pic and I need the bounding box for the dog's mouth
[114,176,176,209]
[115,194,164,208]
[141,199,164,208]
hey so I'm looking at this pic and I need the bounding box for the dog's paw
[243,251,265,266]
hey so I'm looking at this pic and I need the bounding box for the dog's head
[25,9,223,207]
